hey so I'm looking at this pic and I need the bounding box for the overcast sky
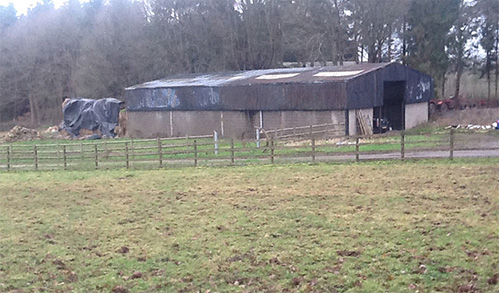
[0,0,70,15]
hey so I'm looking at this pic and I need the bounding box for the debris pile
[42,125,71,140]
[336,140,357,146]
[446,123,496,130]
[44,125,60,133]
[4,125,41,142]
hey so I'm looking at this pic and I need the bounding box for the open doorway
[382,81,405,130]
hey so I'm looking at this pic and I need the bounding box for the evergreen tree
[447,0,476,102]
[477,0,499,100]
[405,0,460,99]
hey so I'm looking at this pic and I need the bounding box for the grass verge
[0,161,498,292]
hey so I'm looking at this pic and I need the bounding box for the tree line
[0,0,498,128]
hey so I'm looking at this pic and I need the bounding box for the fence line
[261,123,345,140]
[0,129,498,172]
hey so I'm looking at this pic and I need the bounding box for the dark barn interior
[383,81,405,130]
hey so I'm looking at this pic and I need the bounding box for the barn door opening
[383,81,405,130]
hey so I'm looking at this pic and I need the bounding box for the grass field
[0,160,498,292]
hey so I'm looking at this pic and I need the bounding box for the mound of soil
[2,125,41,143]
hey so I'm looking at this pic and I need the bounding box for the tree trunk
[228,0,239,70]
[387,38,392,62]
[333,0,343,65]
[487,72,491,100]
[402,19,407,65]
[377,39,383,62]
[495,25,498,100]
[331,38,338,66]
[354,35,360,64]
[387,25,393,62]
[359,43,364,63]
[368,44,376,63]
[28,94,40,127]
[441,73,446,100]
[487,52,491,100]
[454,50,463,101]
[455,68,463,101]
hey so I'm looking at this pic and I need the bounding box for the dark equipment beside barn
[373,118,390,134]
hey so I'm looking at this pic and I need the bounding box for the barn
[124,62,433,138]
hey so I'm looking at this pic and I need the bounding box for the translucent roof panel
[255,73,301,80]
[313,70,364,77]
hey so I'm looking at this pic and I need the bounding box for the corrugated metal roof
[126,63,391,90]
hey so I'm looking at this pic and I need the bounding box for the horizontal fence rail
[0,128,499,172]
[261,123,345,140]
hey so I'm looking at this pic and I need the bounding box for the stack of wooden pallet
[355,110,373,136]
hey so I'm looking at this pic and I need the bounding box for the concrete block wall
[126,111,171,138]
[172,111,222,137]
[220,111,254,140]
[127,110,346,138]
[263,111,345,134]
[405,102,428,129]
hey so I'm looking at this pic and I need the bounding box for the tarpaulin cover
[61,98,122,137]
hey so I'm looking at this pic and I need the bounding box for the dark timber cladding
[219,83,346,110]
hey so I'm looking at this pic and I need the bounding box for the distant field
[0,161,498,292]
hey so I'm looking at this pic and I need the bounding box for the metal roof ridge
[125,62,402,90]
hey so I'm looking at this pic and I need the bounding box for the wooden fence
[261,123,345,140]
[1,129,498,172]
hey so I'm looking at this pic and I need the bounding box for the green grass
[0,161,498,292]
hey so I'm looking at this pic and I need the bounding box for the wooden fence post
[57,142,61,161]
[94,144,98,170]
[401,132,405,161]
[355,136,360,162]
[231,139,235,164]
[309,125,313,138]
[6,146,10,172]
[270,137,275,164]
[125,142,129,169]
[311,137,316,162]
[80,142,84,160]
[193,140,198,167]
[34,145,38,171]
[63,145,67,170]
[131,139,135,160]
[158,138,163,168]
[450,129,454,160]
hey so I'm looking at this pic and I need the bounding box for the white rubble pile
[446,123,497,130]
